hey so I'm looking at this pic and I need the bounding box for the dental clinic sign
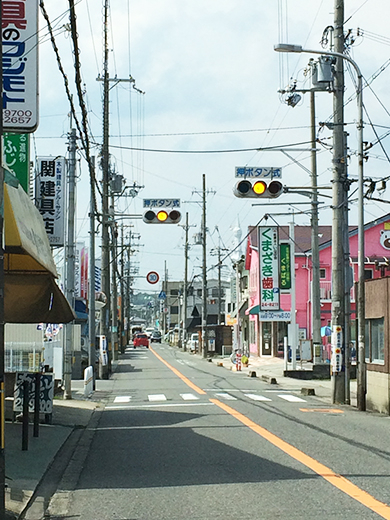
[259,226,280,311]
[2,0,39,132]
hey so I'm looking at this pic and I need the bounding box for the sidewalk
[209,353,357,407]
[5,382,101,519]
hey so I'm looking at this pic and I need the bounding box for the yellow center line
[210,398,390,519]
[149,346,206,395]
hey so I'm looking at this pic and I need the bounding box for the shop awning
[4,175,75,323]
[247,304,260,315]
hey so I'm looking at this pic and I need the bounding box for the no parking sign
[146,271,159,284]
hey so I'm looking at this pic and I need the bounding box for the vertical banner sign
[279,243,291,290]
[259,226,280,311]
[35,157,66,246]
[74,242,83,298]
[331,325,343,373]
[80,246,89,300]
[3,133,30,192]
[2,0,39,132]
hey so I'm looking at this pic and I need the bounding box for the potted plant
[241,355,249,367]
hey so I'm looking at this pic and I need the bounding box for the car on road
[150,331,162,343]
[189,333,199,352]
[133,333,149,348]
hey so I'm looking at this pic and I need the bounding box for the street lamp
[274,43,365,410]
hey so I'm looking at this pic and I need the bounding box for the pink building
[243,214,390,358]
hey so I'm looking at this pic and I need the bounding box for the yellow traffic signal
[234,179,283,198]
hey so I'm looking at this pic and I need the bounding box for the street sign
[331,325,343,373]
[146,271,159,284]
[259,311,291,321]
[2,0,39,132]
[259,226,280,311]
[158,291,166,300]
[235,167,282,179]
[280,243,291,290]
[143,198,180,208]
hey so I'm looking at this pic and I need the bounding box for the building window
[365,317,384,363]
[364,269,373,280]
[170,306,179,315]
[197,289,202,297]
[170,289,179,296]
[319,268,326,279]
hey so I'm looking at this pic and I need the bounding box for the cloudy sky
[35,0,390,292]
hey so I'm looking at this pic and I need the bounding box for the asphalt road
[50,344,390,520]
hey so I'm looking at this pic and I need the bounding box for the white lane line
[215,393,237,401]
[105,402,215,410]
[245,394,272,402]
[278,394,307,403]
[114,396,132,403]
[180,393,199,401]
[148,394,167,402]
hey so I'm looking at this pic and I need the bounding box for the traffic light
[143,208,182,224]
[234,179,284,198]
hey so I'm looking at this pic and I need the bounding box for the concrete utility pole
[331,0,346,403]
[183,212,189,351]
[99,0,111,377]
[310,91,322,364]
[89,157,96,385]
[64,127,77,399]
[201,174,208,358]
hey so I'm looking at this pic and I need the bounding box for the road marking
[180,393,199,400]
[148,394,167,402]
[215,393,237,401]
[300,408,344,414]
[105,402,215,410]
[114,396,132,403]
[278,394,306,402]
[149,346,206,395]
[211,398,390,520]
[245,394,272,402]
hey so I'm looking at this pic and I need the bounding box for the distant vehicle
[145,327,155,337]
[133,333,149,348]
[150,331,162,343]
[189,333,199,352]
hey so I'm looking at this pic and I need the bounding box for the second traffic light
[234,179,283,198]
[143,209,182,224]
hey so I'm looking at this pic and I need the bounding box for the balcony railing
[312,281,355,302]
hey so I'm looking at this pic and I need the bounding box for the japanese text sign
[259,226,280,311]
[143,198,180,208]
[235,167,282,179]
[280,243,291,290]
[2,0,39,132]
[35,157,66,247]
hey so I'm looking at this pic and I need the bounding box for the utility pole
[183,212,189,351]
[201,174,208,358]
[331,0,346,403]
[110,211,119,361]
[64,127,77,399]
[89,157,96,386]
[310,91,322,364]
[99,0,111,377]
[120,225,125,353]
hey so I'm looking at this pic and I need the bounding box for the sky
[34,0,390,293]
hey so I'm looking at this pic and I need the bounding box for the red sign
[146,271,159,284]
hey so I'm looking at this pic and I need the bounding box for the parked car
[189,333,199,352]
[145,327,155,338]
[150,331,162,343]
[133,333,149,348]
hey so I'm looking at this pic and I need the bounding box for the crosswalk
[112,391,308,405]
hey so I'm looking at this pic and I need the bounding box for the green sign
[280,243,291,290]
[3,133,30,193]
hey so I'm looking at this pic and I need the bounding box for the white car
[189,333,199,352]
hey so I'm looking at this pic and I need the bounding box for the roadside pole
[64,127,77,399]
[201,174,208,358]
[89,157,96,386]
[289,220,297,370]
